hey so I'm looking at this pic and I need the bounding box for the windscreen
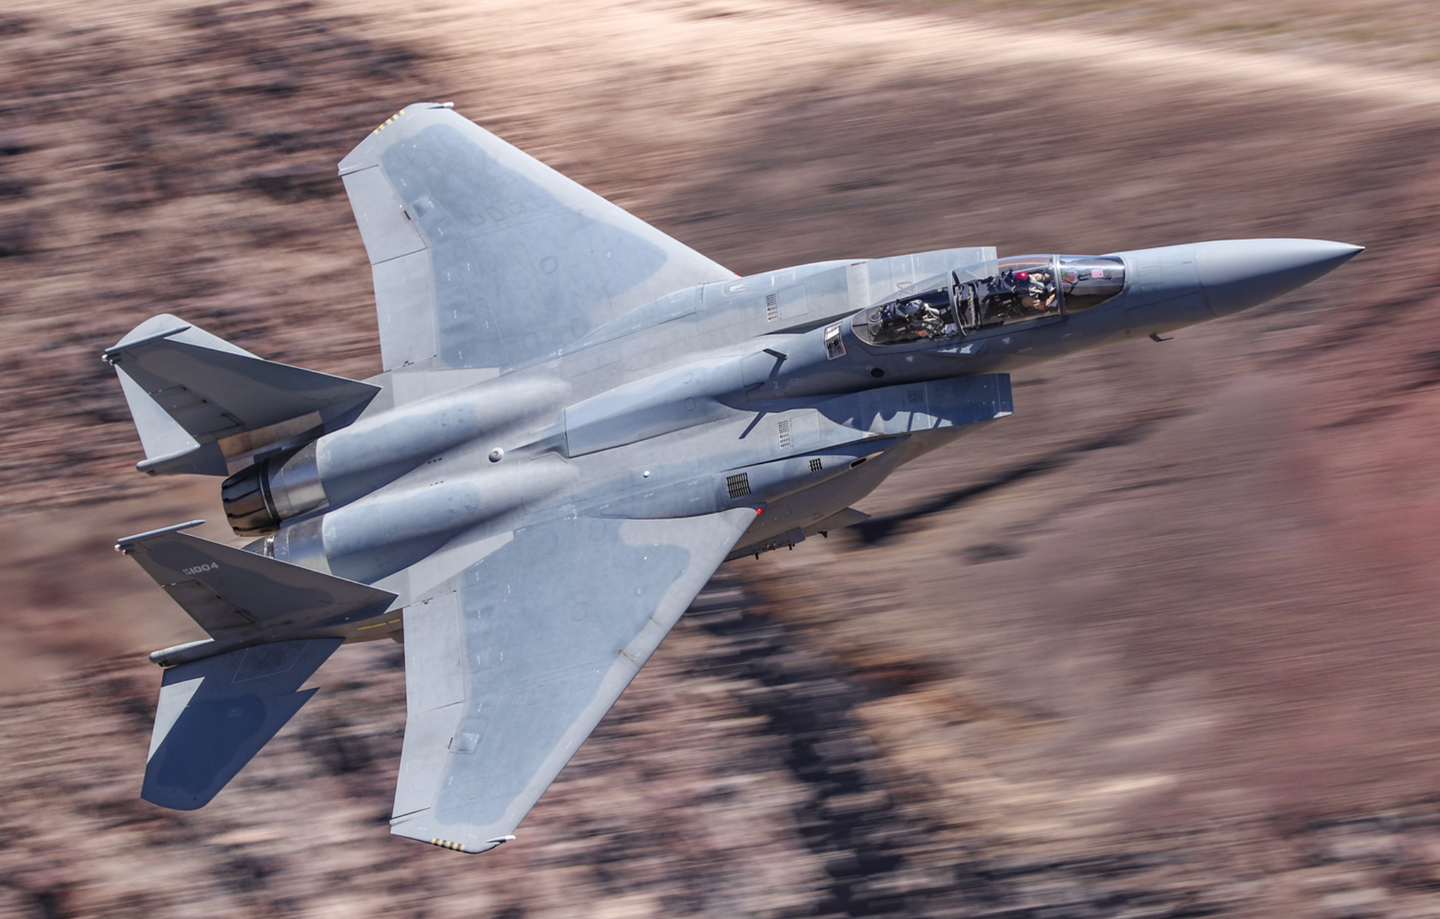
[1059,256,1125,312]
[953,256,1060,332]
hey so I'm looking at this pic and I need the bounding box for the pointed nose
[1198,238,1363,317]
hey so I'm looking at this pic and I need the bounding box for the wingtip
[424,834,515,854]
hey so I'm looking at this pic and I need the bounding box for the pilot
[990,269,1029,320]
[871,300,917,342]
[873,296,949,342]
[916,298,948,337]
[912,297,955,339]
[1014,268,1055,315]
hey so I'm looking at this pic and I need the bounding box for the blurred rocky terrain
[3,0,1440,916]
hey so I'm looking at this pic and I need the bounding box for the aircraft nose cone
[1198,238,1363,317]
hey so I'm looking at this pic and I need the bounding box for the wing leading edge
[338,103,735,377]
[390,508,756,853]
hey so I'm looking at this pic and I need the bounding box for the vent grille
[765,293,779,322]
[809,458,823,473]
[907,388,924,404]
[778,419,792,448]
[726,472,752,499]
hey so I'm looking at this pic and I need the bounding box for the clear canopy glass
[853,254,1125,346]
[857,275,958,346]
[1058,256,1125,313]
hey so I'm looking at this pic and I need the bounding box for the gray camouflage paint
[108,102,1362,854]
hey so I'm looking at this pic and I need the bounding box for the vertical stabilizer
[104,314,380,475]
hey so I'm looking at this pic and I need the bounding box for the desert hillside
[2,1,1440,916]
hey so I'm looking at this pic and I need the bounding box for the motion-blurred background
[2,0,1439,916]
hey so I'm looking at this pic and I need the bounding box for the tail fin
[118,521,399,809]
[144,637,341,809]
[104,314,380,476]
[115,521,396,657]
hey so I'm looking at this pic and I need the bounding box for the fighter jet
[106,102,1360,853]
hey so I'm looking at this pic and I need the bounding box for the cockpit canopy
[854,255,1125,347]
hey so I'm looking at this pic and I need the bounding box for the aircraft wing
[338,103,736,377]
[390,507,756,853]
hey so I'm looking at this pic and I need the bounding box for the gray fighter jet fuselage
[108,103,1360,853]
[230,238,1357,591]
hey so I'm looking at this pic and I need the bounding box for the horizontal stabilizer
[105,314,380,475]
[144,637,342,809]
[117,521,396,656]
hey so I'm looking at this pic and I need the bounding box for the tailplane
[117,521,399,809]
[144,638,340,809]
